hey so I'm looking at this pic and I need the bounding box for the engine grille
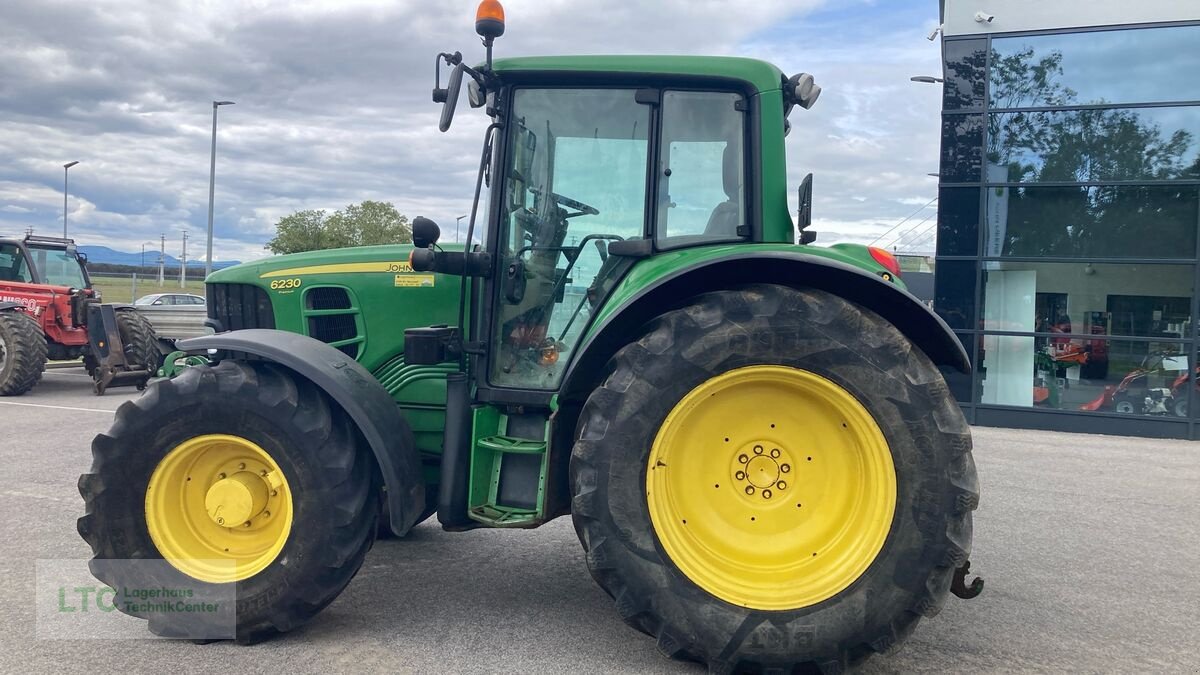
[207,283,275,331]
[306,286,352,310]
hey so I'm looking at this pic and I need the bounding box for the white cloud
[0,0,941,261]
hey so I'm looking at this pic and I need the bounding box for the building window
[936,20,1200,437]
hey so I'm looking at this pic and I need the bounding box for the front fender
[176,329,423,536]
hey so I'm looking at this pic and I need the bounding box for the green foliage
[265,201,413,254]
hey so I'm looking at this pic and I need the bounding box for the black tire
[78,360,378,643]
[570,284,978,672]
[0,310,47,396]
[114,307,161,374]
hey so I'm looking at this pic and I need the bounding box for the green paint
[199,54,903,530]
[492,55,785,95]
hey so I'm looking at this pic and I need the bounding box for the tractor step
[466,408,550,528]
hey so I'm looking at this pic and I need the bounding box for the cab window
[490,87,650,389]
[656,91,747,246]
[0,245,33,283]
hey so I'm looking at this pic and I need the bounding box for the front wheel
[0,310,47,395]
[570,285,978,672]
[78,360,378,642]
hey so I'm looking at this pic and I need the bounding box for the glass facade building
[935,20,1200,438]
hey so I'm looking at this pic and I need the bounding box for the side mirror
[413,216,441,248]
[797,173,816,245]
[439,63,465,132]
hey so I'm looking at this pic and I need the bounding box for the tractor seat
[704,143,742,237]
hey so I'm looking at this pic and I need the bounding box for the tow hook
[951,560,984,599]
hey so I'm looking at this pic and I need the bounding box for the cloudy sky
[0,0,944,263]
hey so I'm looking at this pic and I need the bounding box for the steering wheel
[529,187,599,218]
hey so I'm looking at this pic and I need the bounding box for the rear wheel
[0,310,47,396]
[571,285,978,672]
[78,360,378,642]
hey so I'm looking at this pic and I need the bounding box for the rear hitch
[951,560,984,599]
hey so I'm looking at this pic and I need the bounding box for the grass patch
[90,276,207,304]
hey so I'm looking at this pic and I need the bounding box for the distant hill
[79,245,241,269]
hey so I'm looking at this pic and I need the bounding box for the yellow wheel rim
[145,434,293,583]
[647,365,896,610]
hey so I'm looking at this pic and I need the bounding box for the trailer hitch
[951,560,984,599]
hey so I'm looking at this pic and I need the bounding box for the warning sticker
[395,274,435,288]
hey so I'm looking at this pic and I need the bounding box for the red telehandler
[0,234,159,395]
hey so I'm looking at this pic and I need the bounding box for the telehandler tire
[0,309,47,396]
[571,284,977,672]
[78,360,378,643]
[114,307,161,375]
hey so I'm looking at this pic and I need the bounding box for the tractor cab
[0,234,92,290]
[410,35,823,404]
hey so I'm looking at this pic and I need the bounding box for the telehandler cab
[80,3,981,670]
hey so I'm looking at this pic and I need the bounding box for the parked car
[134,293,206,306]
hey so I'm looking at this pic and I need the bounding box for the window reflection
[978,336,1193,417]
[936,187,980,256]
[990,25,1200,108]
[980,261,1194,338]
[989,108,1200,182]
[943,39,986,110]
[940,115,983,182]
[934,260,976,329]
[985,185,1199,258]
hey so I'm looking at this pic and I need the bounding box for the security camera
[927,24,943,41]
[974,11,995,23]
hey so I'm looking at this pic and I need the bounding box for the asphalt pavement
[0,366,1197,673]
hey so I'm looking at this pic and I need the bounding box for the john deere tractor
[80,3,980,670]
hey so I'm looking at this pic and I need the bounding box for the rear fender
[561,251,968,403]
[176,329,424,536]
[544,251,970,520]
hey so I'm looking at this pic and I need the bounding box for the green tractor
[79,3,980,670]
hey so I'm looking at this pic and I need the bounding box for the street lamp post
[206,100,235,279]
[63,161,79,238]
[909,75,944,84]
[455,214,468,243]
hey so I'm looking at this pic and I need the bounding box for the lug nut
[777,481,787,490]
[738,454,749,464]
[270,490,278,497]
[735,471,746,480]
[770,448,780,458]
[781,464,790,473]
[744,486,755,495]
[238,463,246,470]
[753,445,763,454]
[216,517,225,525]
[243,521,251,528]
[762,490,772,499]
[217,473,226,479]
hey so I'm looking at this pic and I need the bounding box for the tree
[265,200,412,254]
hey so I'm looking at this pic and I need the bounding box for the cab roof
[490,55,785,94]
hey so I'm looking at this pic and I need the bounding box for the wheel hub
[145,434,293,583]
[205,472,271,527]
[732,444,789,497]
